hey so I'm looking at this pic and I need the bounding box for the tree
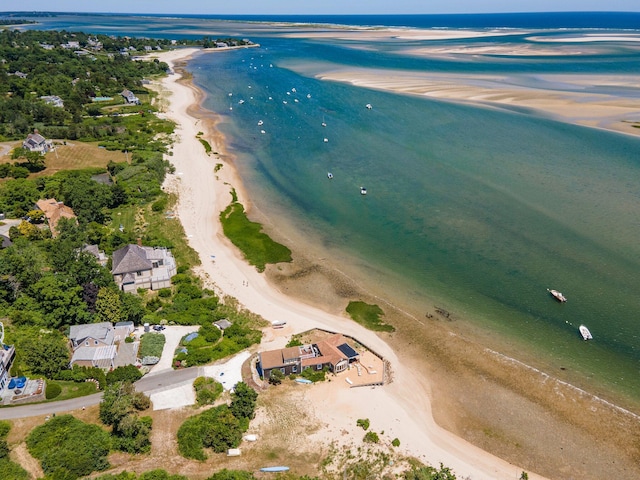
[21,331,70,378]
[206,470,256,480]
[229,382,258,421]
[201,405,243,454]
[30,274,90,328]
[106,365,143,386]
[95,287,122,324]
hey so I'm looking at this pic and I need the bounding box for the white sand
[150,47,549,480]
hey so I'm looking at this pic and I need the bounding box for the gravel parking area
[202,350,250,392]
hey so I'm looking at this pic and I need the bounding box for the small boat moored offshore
[327,172,333,179]
[579,324,593,340]
[360,186,367,195]
[365,103,372,109]
[547,288,567,303]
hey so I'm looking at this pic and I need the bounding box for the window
[94,340,98,345]
[85,341,89,346]
[316,364,322,370]
[136,271,143,276]
[292,366,297,373]
[280,368,285,374]
[152,262,158,268]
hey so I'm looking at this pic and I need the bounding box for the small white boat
[238,99,245,104]
[360,186,367,195]
[257,120,264,126]
[261,467,289,473]
[365,103,372,109]
[547,288,567,303]
[295,378,313,384]
[260,130,266,134]
[272,321,286,329]
[327,172,333,179]
[323,138,329,143]
[283,100,287,104]
[228,92,233,96]
[307,93,311,99]
[291,88,296,93]
[321,121,327,127]
[579,325,593,340]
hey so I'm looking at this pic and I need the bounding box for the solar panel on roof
[337,343,358,359]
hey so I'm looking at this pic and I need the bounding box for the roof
[259,349,288,370]
[35,198,76,236]
[69,322,114,346]
[111,244,153,275]
[24,132,46,146]
[214,319,232,330]
[71,345,117,368]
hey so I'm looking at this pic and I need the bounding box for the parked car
[153,325,166,331]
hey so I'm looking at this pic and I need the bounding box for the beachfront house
[111,243,177,292]
[121,89,140,105]
[257,333,359,379]
[35,198,77,237]
[23,130,54,154]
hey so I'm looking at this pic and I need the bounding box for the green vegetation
[139,332,166,358]
[299,365,328,383]
[94,471,189,480]
[363,431,380,443]
[346,301,394,332]
[196,133,212,154]
[356,418,370,431]
[106,364,144,385]
[220,196,292,272]
[0,421,29,480]
[45,381,62,399]
[26,414,111,479]
[177,382,257,460]
[100,381,152,454]
[268,368,284,385]
[403,463,457,480]
[391,437,401,447]
[194,376,224,406]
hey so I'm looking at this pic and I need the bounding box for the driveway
[146,325,200,374]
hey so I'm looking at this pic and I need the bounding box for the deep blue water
[15,12,640,407]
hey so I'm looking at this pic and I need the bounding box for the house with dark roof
[23,130,54,154]
[111,244,177,292]
[35,198,77,237]
[257,333,359,379]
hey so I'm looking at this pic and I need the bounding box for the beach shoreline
[150,47,640,479]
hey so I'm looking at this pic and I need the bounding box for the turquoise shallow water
[24,13,640,406]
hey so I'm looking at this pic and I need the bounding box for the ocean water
[21,13,640,406]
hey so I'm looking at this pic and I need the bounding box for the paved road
[0,367,201,420]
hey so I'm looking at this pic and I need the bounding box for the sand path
[152,47,546,480]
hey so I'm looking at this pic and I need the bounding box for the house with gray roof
[111,244,177,293]
[23,130,54,154]
[121,89,140,105]
[68,321,137,370]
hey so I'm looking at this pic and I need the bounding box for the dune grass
[220,200,292,272]
[346,301,395,332]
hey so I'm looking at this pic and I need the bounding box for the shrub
[26,414,111,478]
[268,369,283,385]
[0,421,10,439]
[206,469,256,480]
[356,418,370,431]
[194,377,224,406]
[177,405,242,460]
[391,438,401,447]
[45,382,62,400]
[363,431,379,443]
[158,288,172,298]
[106,365,143,385]
[0,459,29,479]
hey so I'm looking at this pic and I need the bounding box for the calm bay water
[22,13,640,405]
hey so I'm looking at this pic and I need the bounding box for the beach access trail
[153,48,547,480]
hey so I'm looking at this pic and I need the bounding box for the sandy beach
[150,47,640,480]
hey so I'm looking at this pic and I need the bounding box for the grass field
[0,141,128,178]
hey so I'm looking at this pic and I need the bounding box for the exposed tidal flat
[24,12,640,476]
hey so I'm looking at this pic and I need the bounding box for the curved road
[0,367,201,420]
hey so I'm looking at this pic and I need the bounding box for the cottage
[68,322,117,369]
[121,89,140,105]
[82,244,108,266]
[111,243,177,292]
[23,131,54,154]
[257,333,358,379]
[35,198,76,237]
